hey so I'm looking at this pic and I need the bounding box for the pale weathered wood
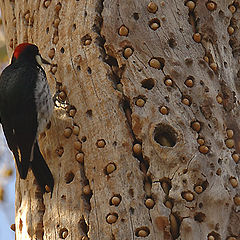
[0,0,239,239]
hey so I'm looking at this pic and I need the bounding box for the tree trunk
[0,0,239,239]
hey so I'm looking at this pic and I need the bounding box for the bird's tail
[31,142,54,194]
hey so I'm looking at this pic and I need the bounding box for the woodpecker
[0,43,54,193]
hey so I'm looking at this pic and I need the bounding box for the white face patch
[35,55,43,65]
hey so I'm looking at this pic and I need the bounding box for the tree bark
[0,0,239,239]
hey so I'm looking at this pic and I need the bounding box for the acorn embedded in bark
[123,47,133,58]
[106,213,118,224]
[136,98,145,107]
[149,58,161,69]
[185,78,194,87]
[186,1,195,11]
[118,25,129,36]
[225,139,234,149]
[226,129,234,139]
[96,139,106,148]
[210,62,217,72]
[193,33,202,43]
[63,127,72,138]
[228,26,234,35]
[229,5,236,14]
[191,121,201,132]
[74,141,82,151]
[159,106,168,115]
[106,163,117,174]
[44,0,51,8]
[194,185,203,193]
[110,195,122,206]
[147,2,158,13]
[229,177,238,188]
[83,185,91,195]
[145,198,155,209]
[133,143,142,155]
[182,191,194,201]
[73,125,80,135]
[164,77,173,86]
[206,1,217,11]
[76,152,84,164]
[199,145,209,154]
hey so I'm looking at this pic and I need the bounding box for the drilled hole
[170,213,181,239]
[154,124,177,147]
[194,212,206,222]
[129,188,134,198]
[59,228,68,239]
[46,121,51,129]
[149,18,160,31]
[64,171,74,184]
[133,12,139,20]
[72,24,76,31]
[86,109,92,118]
[78,217,89,235]
[46,27,49,34]
[87,67,92,74]
[61,195,66,200]
[56,146,64,157]
[202,180,209,190]
[130,207,134,214]
[81,136,87,142]
[168,38,177,48]
[104,55,118,66]
[160,177,172,194]
[207,231,221,240]
[141,78,155,90]
[60,47,65,53]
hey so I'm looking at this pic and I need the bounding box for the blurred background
[0,13,16,240]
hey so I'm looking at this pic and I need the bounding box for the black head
[11,43,50,66]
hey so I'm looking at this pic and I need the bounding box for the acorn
[133,143,142,155]
[206,1,216,11]
[136,98,145,107]
[149,58,161,69]
[106,214,118,224]
[111,196,121,206]
[193,33,202,43]
[123,47,133,58]
[160,106,168,115]
[186,1,195,11]
[145,198,155,209]
[147,2,158,13]
[199,145,209,154]
[118,25,129,36]
[96,139,106,148]
[106,163,116,174]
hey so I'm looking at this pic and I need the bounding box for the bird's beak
[41,56,51,65]
[36,54,51,66]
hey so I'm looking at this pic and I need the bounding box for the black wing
[0,63,38,179]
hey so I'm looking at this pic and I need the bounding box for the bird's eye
[35,55,43,65]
